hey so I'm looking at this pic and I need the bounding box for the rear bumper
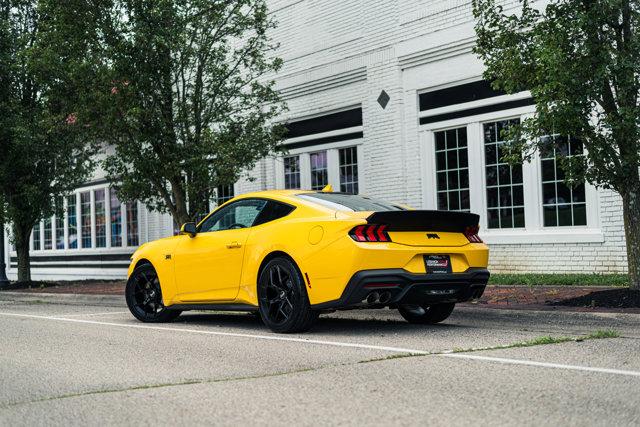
[311,268,489,310]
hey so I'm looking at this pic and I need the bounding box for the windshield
[297,193,404,212]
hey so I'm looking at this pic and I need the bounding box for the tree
[100,0,286,226]
[0,0,104,281]
[472,0,640,289]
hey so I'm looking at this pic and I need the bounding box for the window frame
[197,198,273,233]
[419,107,602,245]
[276,140,363,194]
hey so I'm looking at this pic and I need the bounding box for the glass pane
[68,195,77,249]
[446,129,457,149]
[126,202,139,246]
[435,131,445,151]
[500,208,513,228]
[487,188,499,208]
[541,159,555,182]
[487,209,500,229]
[573,203,587,226]
[110,188,122,247]
[95,189,106,248]
[558,204,572,226]
[81,192,91,248]
[543,205,557,227]
[513,208,525,228]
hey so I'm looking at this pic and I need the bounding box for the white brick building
[3,0,627,280]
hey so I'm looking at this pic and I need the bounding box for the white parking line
[1,311,639,378]
[441,353,640,378]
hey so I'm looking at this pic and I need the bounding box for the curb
[0,291,125,307]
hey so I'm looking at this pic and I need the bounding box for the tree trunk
[622,189,640,290]
[13,223,31,283]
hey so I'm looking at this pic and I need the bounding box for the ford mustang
[126,189,489,333]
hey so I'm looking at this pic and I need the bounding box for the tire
[398,303,455,324]
[257,257,318,333]
[126,263,181,323]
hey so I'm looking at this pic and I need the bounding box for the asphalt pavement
[0,296,638,426]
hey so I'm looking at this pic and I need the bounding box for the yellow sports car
[126,189,489,333]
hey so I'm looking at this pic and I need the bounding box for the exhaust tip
[379,291,392,304]
[366,292,380,304]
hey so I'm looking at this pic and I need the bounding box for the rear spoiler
[366,210,480,233]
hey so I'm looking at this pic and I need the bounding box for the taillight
[464,225,483,243]
[349,224,391,242]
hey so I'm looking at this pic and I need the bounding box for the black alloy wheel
[258,257,318,333]
[126,264,181,323]
[398,303,455,324]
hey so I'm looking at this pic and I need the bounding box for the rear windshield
[297,193,404,212]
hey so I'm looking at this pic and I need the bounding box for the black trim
[10,263,129,269]
[419,80,506,111]
[166,303,257,312]
[367,210,479,232]
[10,253,133,263]
[285,108,362,139]
[312,268,489,310]
[285,131,363,150]
[419,98,535,125]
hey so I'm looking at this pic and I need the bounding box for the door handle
[226,241,242,249]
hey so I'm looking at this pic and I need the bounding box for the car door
[174,199,268,302]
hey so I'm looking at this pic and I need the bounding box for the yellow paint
[128,190,490,307]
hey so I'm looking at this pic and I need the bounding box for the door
[174,199,268,302]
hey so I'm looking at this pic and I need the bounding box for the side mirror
[180,222,197,237]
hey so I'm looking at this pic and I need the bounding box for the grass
[584,329,621,339]
[489,273,629,287]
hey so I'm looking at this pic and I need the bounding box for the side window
[253,201,295,227]
[199,199,267,233]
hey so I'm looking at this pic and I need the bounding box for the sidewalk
[0,281,638,313]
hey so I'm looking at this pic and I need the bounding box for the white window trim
[20,184,138,255]
[419,107,604,245]
[276,139,363,193]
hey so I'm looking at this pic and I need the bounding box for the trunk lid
[342,210,479,247]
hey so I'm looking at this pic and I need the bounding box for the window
[540,136,586,227]
[484,120,525,228]
[253,201,296,226]
[80,191,92,248]
[126,201,139,246]
[33,225,41,251]
[310,151,328,190]
[110,189,122,247]
[94,189,106,247]
[55,213,65,250]
[284,156,301,189]
[199,199,267,232]
[435,127,470,211]
[43,218,52,250]
[68,195,78,249]
[339,147,358,194]
[216,185,234,206]
[298,193,403,212]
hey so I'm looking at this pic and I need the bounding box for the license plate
[424,255,452,274]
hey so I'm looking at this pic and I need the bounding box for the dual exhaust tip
[365,291,392,305]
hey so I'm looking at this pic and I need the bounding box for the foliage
[99,0,286,224]
[473,0,640,288]
[0,0,107,281]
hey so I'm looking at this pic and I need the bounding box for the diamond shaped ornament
[377,90,390,109]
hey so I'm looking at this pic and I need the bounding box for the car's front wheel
[126,263,181,323]
[258,257,318,333]
[398,303,455,324]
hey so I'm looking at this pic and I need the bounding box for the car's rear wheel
[398,303,455,324]
[258,257,318,333]
[126,264,181,323]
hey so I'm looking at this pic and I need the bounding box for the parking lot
[0,298,639,426]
